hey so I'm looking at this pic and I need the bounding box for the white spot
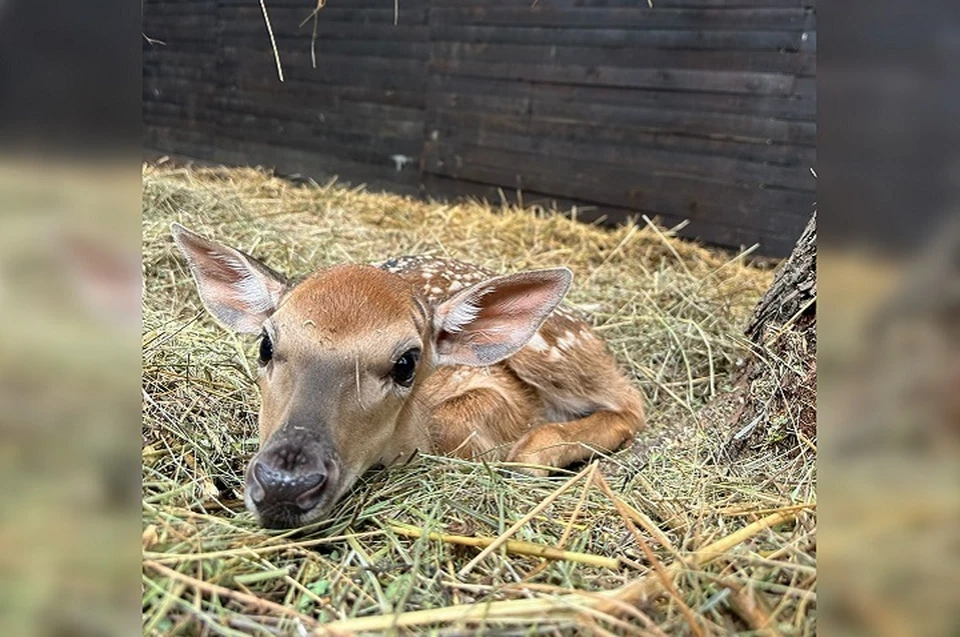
[556,331,578,351]
[526,332,549,352]
[391,154,412,171]
[430,286,444,295]
[547,347,563,362]
[448,280,464,293]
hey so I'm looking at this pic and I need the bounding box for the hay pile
[141,162,816,635]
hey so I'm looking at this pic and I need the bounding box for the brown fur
[379,256,646,474]
[172,223,645,526]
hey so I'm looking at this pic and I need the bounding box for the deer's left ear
[432,268,573,367]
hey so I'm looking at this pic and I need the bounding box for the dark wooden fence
[144,0,816,256]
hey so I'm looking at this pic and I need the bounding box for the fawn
[172,224,645,528]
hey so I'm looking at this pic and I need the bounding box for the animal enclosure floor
[141,162,815,636]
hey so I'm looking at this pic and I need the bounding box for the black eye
[391,348,420,387]
[258,332,273,365]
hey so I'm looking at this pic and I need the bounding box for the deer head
[171,224,571,528]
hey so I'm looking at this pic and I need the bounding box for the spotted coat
[375,255,646,465]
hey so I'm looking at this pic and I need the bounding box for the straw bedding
[141,162,816,635]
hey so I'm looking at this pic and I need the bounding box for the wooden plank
[142,49,218,65]
[218,7,429,25]
[428,0,808,7]
[210,95,425,136]
[207,120,423,170]
[219,49,427,91]
[429,96,816,145]
[150,115,418,181]
[217,0,431,8]
[421,142,814,221]
[223,79,426,109]
[142,103,222,126]
[431,42,814,75]
[531,99,815,145]
[429,25,810,51]
[207,136,423,196]
[426,74,815,120]
[142,65,215,82]
[421,143,813,219]
[215,34,431,60]
[427,75,817,121]
[139,16,218,29]
[423,131,815,191]
[222,22,429,42]
[425,111,816,166]
[144,126,217,160]
[221,47,427,76]
[143,5,216,19]
[429,60,798,96]
[428,7,815,30]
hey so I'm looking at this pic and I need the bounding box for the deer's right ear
[171,223,288,333]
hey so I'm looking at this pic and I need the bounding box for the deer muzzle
[244,437,341,529]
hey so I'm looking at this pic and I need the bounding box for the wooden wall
[143,0,816,256]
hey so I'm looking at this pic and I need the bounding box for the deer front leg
[506,408,642,476]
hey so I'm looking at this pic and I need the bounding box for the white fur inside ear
[443,298,480,333]
[442,286,491,333]
[208,251,276,313]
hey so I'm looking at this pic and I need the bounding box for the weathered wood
[428,0,809,7]
[426,75,816,120]
[428,7,814,29]
[425,110,817,166]
[218,7,429,25]
[429,60,799,96]
[143,0,818,256]
[423,129,814,191]
[431,42,815,75]
[430,26,810,51]
[421,142,813,230]
[209,136,424,195]
[215,36,431,60]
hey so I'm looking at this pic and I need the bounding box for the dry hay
[141,162,816,635]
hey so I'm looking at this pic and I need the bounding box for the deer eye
[391,348,420,388]
[258,331,273,365]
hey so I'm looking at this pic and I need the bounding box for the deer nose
[248,446,328,513]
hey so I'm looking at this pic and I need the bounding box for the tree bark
[707,212,817,459]
[746,212,817,344]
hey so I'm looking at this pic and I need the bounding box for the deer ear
[171,223,288,334]
[432,268,573,367]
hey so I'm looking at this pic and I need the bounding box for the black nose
[248,444,328,513]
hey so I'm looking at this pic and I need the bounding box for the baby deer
[172,224,645,528]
